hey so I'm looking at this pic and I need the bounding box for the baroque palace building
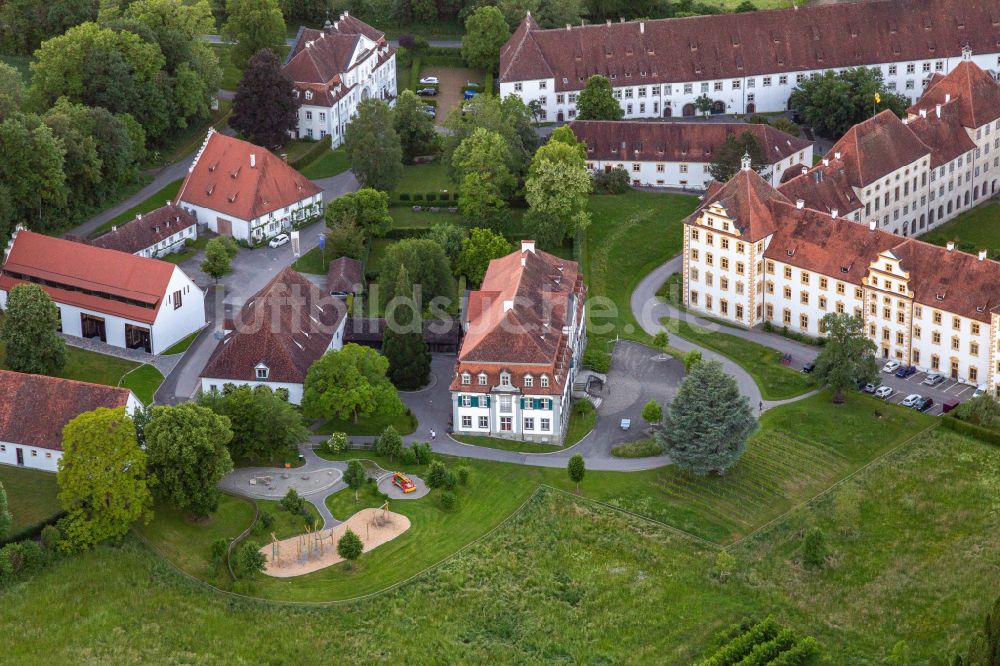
[682,60,1000,390]
[499,0,1000,122]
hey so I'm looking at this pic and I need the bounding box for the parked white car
[882,360,901,373]
[874,386,894,399]
[419,76,439,84]
[973,384,988,398]
[921,372,944,386]
[268,233,290,248]
[900,393,922,408]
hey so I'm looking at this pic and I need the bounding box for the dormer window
[305,90,313,101]
[255,363,269,380]
[293,90,299,98]
[540,375,549,388]
[500,372,511,387]
[478,373,487,386]
[524,375,533,388]
[461,372,471,385]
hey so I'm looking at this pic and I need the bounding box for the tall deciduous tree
[452,127,516,198]
[429,223,467,266]
[656,359,757,475]
[567,454,585,492]
[222,0,287,69]
[325,188,393,238]
[442,94,536,180]
[708,131,767,183]
[0,0,99,56]
[0,113,68,237]
[539,0,583,28]
[57,407,153,550]
[301,344,405,423]
[344,459,366,500]
[789,67,909,138]
[382,266,431,390]
[1,283,67,375]
[813,313,878,403]
[144,403,234,518]
[576,75,623,120]
[695,94,714,117]
[230,48,299,148]
[461,5,510,73]
[377,238,456,307]
[393,89,437,162]
[0,63,25,120]
[199,384,309,463]
[455,227,511,285]
[201,237,232,281]
[344,99,403,191]
[525,135,592,247]
[458,171,510,232]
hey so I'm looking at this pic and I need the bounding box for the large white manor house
[499,0,1000,121]
[681,60,1000,393]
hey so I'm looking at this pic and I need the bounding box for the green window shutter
[520,398,525,409]
[471,396,479,407]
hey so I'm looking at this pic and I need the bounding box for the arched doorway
[746,103,756,114]
[663,105,672,117]
[361,87,371,101]
[711,100,725,114]
[557,110,564,122]
[682,103,696,117]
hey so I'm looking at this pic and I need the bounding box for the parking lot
[862,366,979,416]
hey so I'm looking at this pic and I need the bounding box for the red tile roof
[500,0,1000,90]
[0,229,175,324]
[284,30,360,85]
[0,370,132,451]
[777,159,863,217]
[906,103,978,168]
[909,59,1000,130]
[176,130,321,222]
[90,204,196,255]
[200,267,346,384]
[827,110,930,186]
[686,167,791,242]
[325,256,363,294]
[570,121,811,165]
[451,244,585,394]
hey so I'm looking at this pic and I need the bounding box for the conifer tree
[382,265,431,390]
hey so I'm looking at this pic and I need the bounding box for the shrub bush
[610,439,663,458]
[413,193,423,201]
[399,193,411,201]
[426,192,437,202]
[582,345,611,373]
[322,432,347,455]
[439,491,457,511]
[593,167,631,194]
[399,446,417,465]
[40,525,60,550]
[426,460,449,488]
[279,488,305,513]
[412,442,433,465]
[233,540,266,578]
[456,465,470,485]
[941,415,1000,446]
[801,527,828,569]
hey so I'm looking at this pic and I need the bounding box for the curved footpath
[631,254,820,411]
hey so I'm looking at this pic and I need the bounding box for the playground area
[220,465,344,499]
[261,505,411,577]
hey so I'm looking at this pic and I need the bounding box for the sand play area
[261,507,411,578]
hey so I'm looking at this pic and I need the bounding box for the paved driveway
[865,367,977,416]
[420,66,483,123]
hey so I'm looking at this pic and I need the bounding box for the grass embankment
[314,412,418,436]
[161,330,201,355]
[4,424,998,662]
[90,179,184,238]
[0,338,163,404]
[299,147,350,179]
[664,318,814,400]
[0,466,61,533]
[919,201,1000,255]
[583,191,699,348]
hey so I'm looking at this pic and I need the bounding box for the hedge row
[0,510,67,547]
[288,135,332,170]
[422,55,466,68]
[384,227,433,240]
[396,191,457,203]
[940,415,1000,446]
[408,56,423,91]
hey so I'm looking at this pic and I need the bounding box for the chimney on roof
[979,249,987,261]
[619,17,625,23]
[112,226,117,233]
[606,19,611,25]
[869,219,877,231]
[281,153,288,164]
[919,108,927,118]
[640,21,645,34]
[947,241,955,252]
[166,200,171,207]
[137,213,142,221]
[945,93,951,103]
[935,103,941,118]
[831,208,838,218]
[503,299,514,312]
[566,23,571,30]
[522,240,536,254]
[323,19,333,33]
[796,199,805,209]
[250,153,256,168]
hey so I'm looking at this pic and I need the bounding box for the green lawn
[584,191,699,348]
[158,234,212,265]
[663,317,815,400]
[5,424,999,662]
[0,465,61,533]
[299,147,350,179]
[315,411,418,436]
[0,337,163,404]
[90,179,184,238]
[389,206,462,227]
[291,244,335,275]
[451,400,597,453]
[208,44,244,90]
[256,499,321,538]
[393,162,456,195]
[919,201,1000,256]
[161,330,202,355]
[120,364,166,405]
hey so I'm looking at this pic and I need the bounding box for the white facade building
[283,13,397,148]
[0,370,142,473]
[571,120,812,189]
[450,241,586,444]
[0,228,205,356]
[91,203,198,259]
[499,1,1000,122]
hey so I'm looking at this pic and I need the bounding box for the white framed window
[255,364,269,380]
[524,375,533,387]
[514,82,522,92]
[461,415,472,428]
[500,417,512,431]
[461,371,471,384]
[460,395,472,407]
[523,417,534,430]
[478,416,489,429]
[538,81,547,90]
[499,395,513,413]
[540,418,551,431]
[540,375,549,388]
[500,372,511,387]
[478,373,487,386]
